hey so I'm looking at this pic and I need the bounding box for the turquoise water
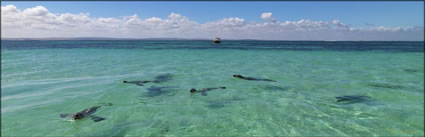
[1,41,424,136]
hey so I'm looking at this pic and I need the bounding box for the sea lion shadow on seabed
[206,99,235,109]
[256,85,290,92]
[206,95,246,109]
[144,86,180,97]
[154,73,173,83]
[81,120,151,136]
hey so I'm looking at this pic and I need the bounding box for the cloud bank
[2,5,423,41]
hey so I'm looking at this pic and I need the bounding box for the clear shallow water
[1,40,424,136]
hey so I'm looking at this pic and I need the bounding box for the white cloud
[376,26,403,32]
[1,5,423,41]
[2,5,19,13]
[261,12,272,19]
[206,17,245,27]
[22,6,49,16]
[332,20,349,30]
[261,12,276,22]
[168,12,181,20]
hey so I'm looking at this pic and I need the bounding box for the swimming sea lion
[190,87,226,96]
[60,103,112,122]
[123,80,159,86]
[335,96,372,104]
[233,74,276,82]
[368,83,404,89]
[404,69,420,73]
[123,73,172,86]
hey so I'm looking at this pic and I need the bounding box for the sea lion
[404,69,420,73]
[233,74,276,82]
[335,96,372,104]
[60,103,112,122]
[368,83,404,89]
[123,73,172,86]
[190,87,226,96]
[123,80,159,86]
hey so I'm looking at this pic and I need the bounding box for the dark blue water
[2,40,424,52]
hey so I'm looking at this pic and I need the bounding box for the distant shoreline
[1,38,423,42]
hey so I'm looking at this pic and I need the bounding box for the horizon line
[2,37,424,42]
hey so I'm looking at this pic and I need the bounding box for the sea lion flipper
[60,114,72,118]
[136,83,144,86]
[90,115,106,122]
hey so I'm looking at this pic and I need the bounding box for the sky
[1,2,424,40]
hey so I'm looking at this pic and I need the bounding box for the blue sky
[1,2,424,40]
[2,1,423,27]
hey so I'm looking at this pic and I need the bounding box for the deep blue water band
[2,40,424,52]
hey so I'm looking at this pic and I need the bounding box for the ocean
[1,40,424,136]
